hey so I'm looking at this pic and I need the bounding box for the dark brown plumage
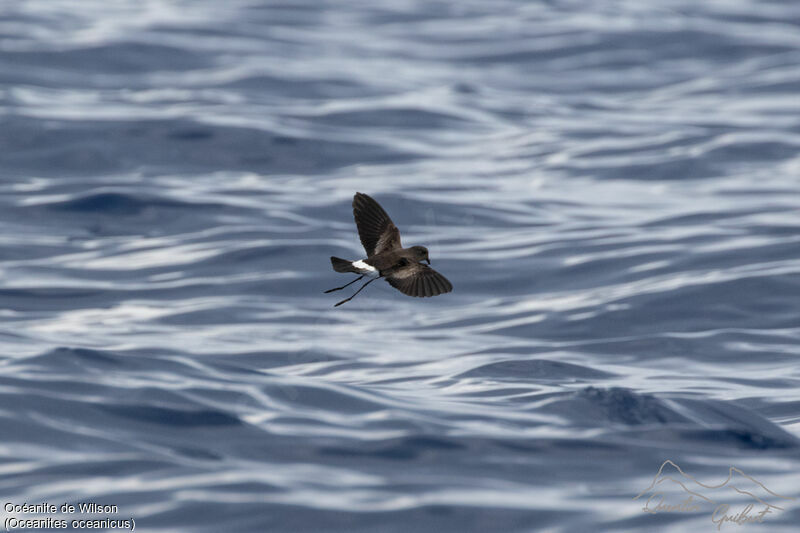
[352,192,401,257]
[326,192,452,305]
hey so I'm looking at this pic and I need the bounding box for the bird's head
[411,245,430,264]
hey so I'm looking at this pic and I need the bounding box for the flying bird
[326,192,452,306]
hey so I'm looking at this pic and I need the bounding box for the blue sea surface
[1,1,799,531]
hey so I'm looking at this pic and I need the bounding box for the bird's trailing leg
[334,278,377,307]
[324,275,364,293]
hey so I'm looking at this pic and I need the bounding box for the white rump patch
[352,259,378,277]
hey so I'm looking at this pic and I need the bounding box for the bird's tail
[330,256,356,273]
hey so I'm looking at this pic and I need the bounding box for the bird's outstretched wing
[386,262,453,298]
[353,192,402,256]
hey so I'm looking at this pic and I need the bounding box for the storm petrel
[326,192,453,306]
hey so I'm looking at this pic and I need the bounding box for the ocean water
[1,1,799,531]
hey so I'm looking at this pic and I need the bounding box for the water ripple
[2,0,800,532]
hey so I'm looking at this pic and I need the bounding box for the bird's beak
[425,258,431,265]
